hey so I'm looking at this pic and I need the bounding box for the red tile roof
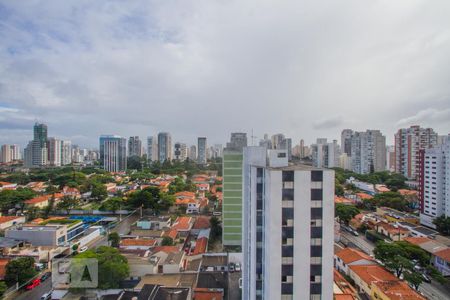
[349,265,398,285]
[434,248,450,262]
[404,237,431,246]
[121,239,157,247]
[192,216,210,230]
[172,216,192,231]
[0,216,22,224]
[192,237,208,255]
[25,193,63,204]
[356,193,373,200]
[194,288,223,300]
[335,248,374,264]
[0,258,11,279]
[164,229,178,240]
[152,246,180,254]
[373,280,426,300]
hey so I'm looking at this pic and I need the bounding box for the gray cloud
[1,0,450,148]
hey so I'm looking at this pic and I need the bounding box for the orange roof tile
[193,216,210,230]
[434,248,450,262]
[373,280,426,300]
[0,258,11,279]
[0,182,14,186]
[175,191,196,198]
[356,193,373,200]
[349,265,398,285]
[194,288,223,300]
[164,229,178,240]
[377,222,409,235]
[404,237,431,246]
[172,216,192,231]
[0,216,22,224]
[335,196,354,204]
[121,239,157,247]
[192,237,208,255]
[398,189,418,196]
[152,246,180,253]
[335,248,374,264]
[334,295,356,300]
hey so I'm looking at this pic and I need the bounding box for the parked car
[351,230,359,236]
[229,263,235,273]
[40,272,51,281]
[212,211,222,216]
[25,278,41,290]
[421,273,431,283]
[235,262,241,272]
[40,291,52,300]
[79,246,88,253]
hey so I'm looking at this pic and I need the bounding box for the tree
[0,188,36,213]
[108,232,120,248]
[56,196,79,214]
[75,246,129,289]
[161,236,174,246]
[209,217,222,243]
[0,281,7,296]
[127,156,143,170]
[433,215,450,236]
[371,192,408,211]
[91,182,107,202]
[100,197,123,213]
[5,257,37,286]
[335,182,344,196]
[335,204,359,225]
[404,271,423,290]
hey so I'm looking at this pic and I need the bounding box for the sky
[0,0,450,149]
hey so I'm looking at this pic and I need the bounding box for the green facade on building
[222,150,243,246]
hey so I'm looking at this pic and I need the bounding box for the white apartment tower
[147,136,157,162]
[243,147,334,300]
[311,139,339,168]
[157,132,172,162]
[0,145,11,163]
[395,126,438,180]
[61,141,72,165]
[128,136,143,157]
[174,142,188,161]
[350,130,386,174]
[419,137,450,228]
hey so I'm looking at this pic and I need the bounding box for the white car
[79,246,88,253]
[235,262,241,272]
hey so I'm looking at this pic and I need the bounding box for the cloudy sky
[1,0,449,149]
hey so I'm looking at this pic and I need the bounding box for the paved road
[14,277,52,300]
[89,213,139,248]
[340,231,375,255]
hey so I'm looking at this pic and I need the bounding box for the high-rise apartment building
[227,133,248,151]
[341,129,353,156]
[0,145,11,163]
[197,137,207,164]
[174,142,188,161]
[350,130,386,174]
[299,139,306,158]
[99,135,127,172]
[259,134,272,149]
[61,141,72,165]
[10,144,20,161]
[128,136,143,157]
[147,136,157,162]
[24,123,48,168]
[311,139,339,168]
[189,145,197,161]
[157,132,172,162]
[271,134,285,150]
[419,137,450,228]
[395,125,438,180]
[280,138,292,161]
[222,133,248,247]
[47,137,62,167]
[386,145,395,172]
[242,147,334,300]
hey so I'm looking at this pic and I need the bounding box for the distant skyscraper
[24,123,48,168]
[61,141,72,165]
[0,145,11,163]
[128,136,143,157]
[350,130,386,174]
[174,142,188,161]
[10,145,20,161]
[157,132,172,162]
[419,136,450,228]
[99,135,127,172]
[280,138,293,161]
[386,145,395,172]
[395,125,438,180]
[271,133,285,149]
[226,132,248,151]
[341,129,353,156]
[299,139,305,158]
[189,145,197,161]
[147,136,157,162]
[212,144,223,158]
[311,138,339,168]
[242,147,334,300]
[197,137,207,164]
[47,137,62,167]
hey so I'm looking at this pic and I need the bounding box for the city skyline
[1,1,450,148]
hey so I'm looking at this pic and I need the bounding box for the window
[278,152,287,158]
[311,189,323,200]
[282,171,294,182]
[311,170,323,182]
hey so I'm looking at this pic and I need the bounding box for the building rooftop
[121,239,157,247]
[0,237,24,248]
[0,216,23,224]
[136,274,197,289]
[192,217,211,230]
[335,248,374,264]
[434,248,450,263]
[349,265,398,285]
[373,280,426,300]
[268,163,326,171]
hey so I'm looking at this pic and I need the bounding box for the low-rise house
[25,181,47,192]
[348,264,398,296]
[193,288,224,300]
[172,217,193,237]
[62,186,81,198]
[0,216,26,230]
[0,237,26,255]
[191,216,211,236]
[371,280,426,300]
[375,222,409,241]
[334,248,377,275]
[335,196,354,205]
[376,207,419,224]
[187,201,200,214]
[149,248,185,274]
[375,185,391,193]
[432,248,450,276]
[196,183,210,192]
[397,222,438,238]
[24,193,64,209]
[0,182,17,191]
[333,269,357,300]
[190,229,210,256]
[0,258,10,280]
[355,192,373,202]
[346,178,375,195]
[135,216,171,230]
[120,238,158,250]
[163,229,178,241]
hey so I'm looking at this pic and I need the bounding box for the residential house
[348,264,398,296]
[333,269,357,300]
[120,238,158,250]
[371,280,426,300]
[376,207,419,224]
[24,193,64,209]
[432,248,450,276]
[135,216,171,230]
[172,217,193,237]
[149,248,185,274]
[191,216,211,236]
[190,229,210,256]
[62,186,81,198]
[193,288,224,300]
[0,216,26,230]
[375,222,409,241]
[0,182,17,191]
[334,248,377,275]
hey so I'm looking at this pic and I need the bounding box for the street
[14,277,52,300]
[340,231,450,300]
